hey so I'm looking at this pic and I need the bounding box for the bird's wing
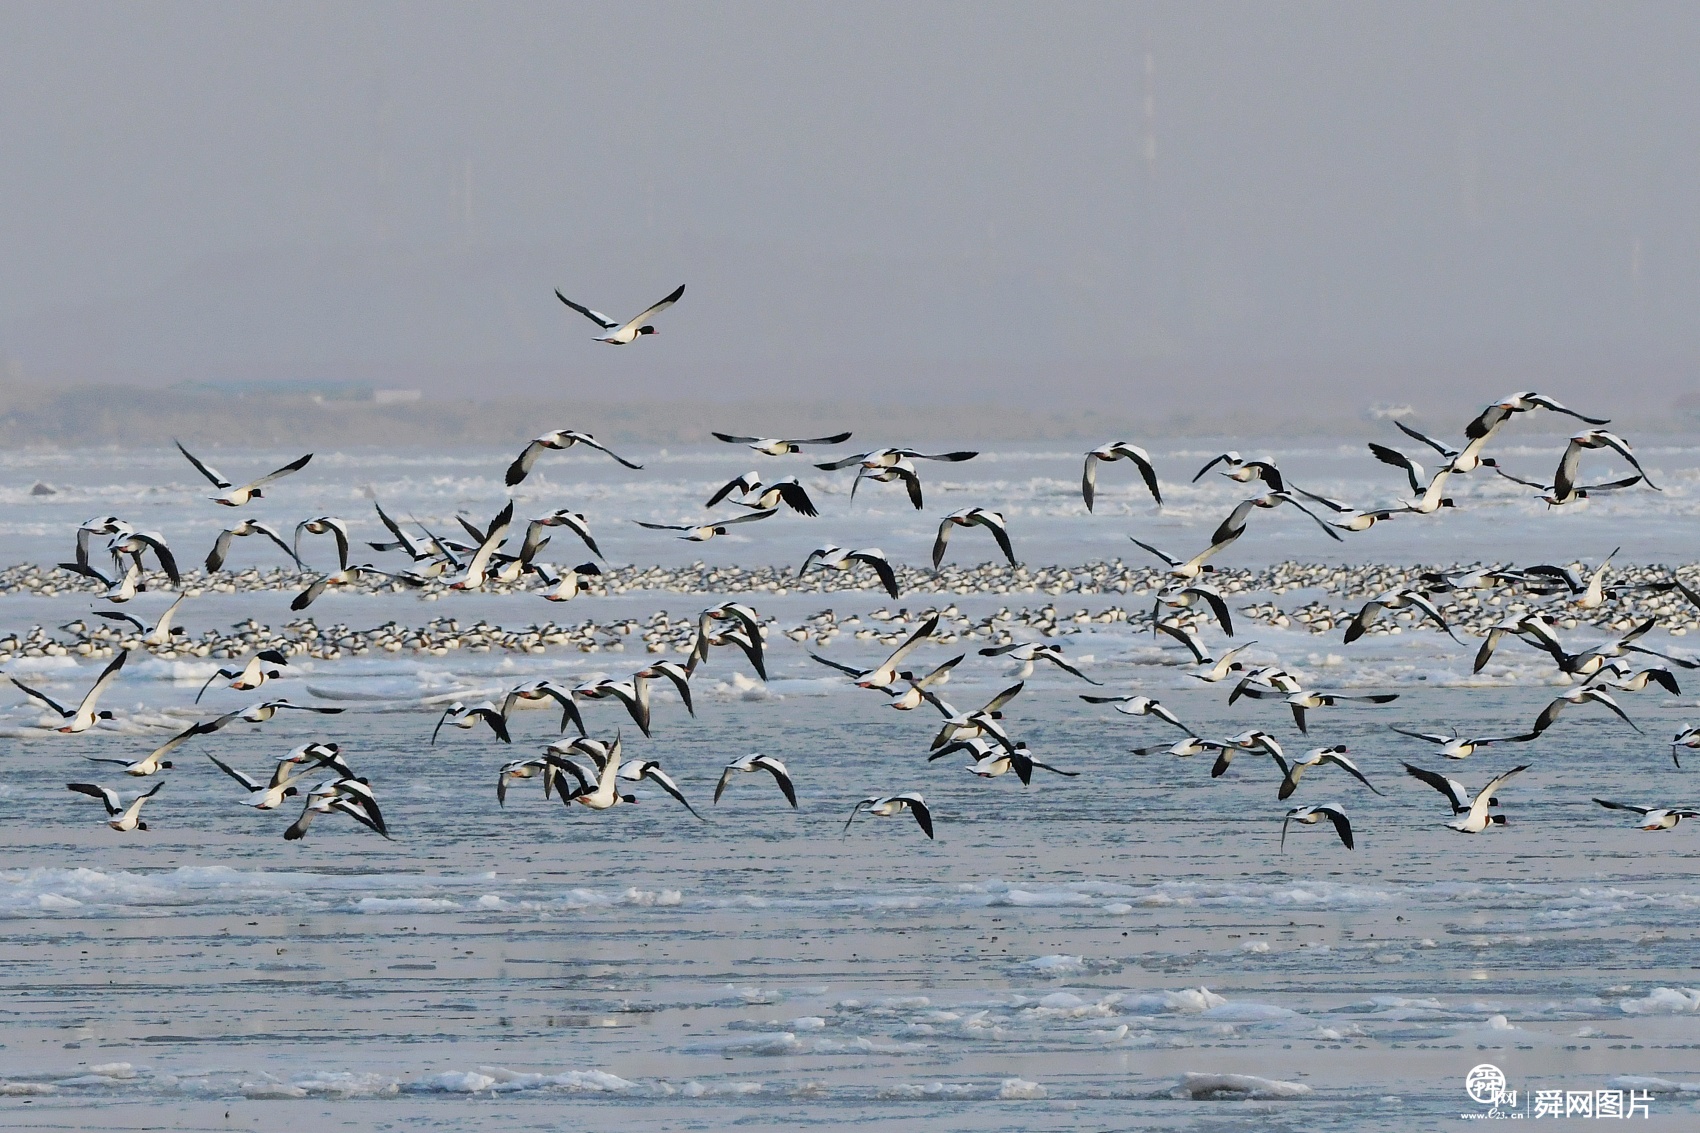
[930,519,953,569]
[790,432,852,446]
[174,440,231,488]
[131,532,182,583]
[850,552,900,599]
[554,290,619,328]
[773,480,818,517]
[93,610,147,633]
[1192,453,1234,482]
[635,521,690,531]
[898,794,934,838]
[1490,465,1550,490]
[206,753,262,791]
[707,472,760,508]
[1319,805,1355,849]
[719,508,778,527]
[1593,798,1650,815]
[573,433,645,470]
[807,652,865,677]
[757,757,798,807]
[1528,394,1608,425]
[1390,726,1451,744]
[974,511,1016,565]
[1153,620,1209,664]
[505,440,549,486]
[1473,766,1529,813]
[882,613,941,671]
[1130,538,1180,568]
[1394,420,1455,458]
[1367,443,1423,495]
[639,765,704,821]
[76,649,128,718]
[1080,455,1097,512]
[244,452,313,491]
[1324,752,1382,795]
[1402,762,1465,809]
[611,283,685,338]
[67,782,121,813]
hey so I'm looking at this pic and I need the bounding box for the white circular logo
[1466,1063,1507,1105]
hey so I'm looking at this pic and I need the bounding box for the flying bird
[1082,442,1162,511]
[555,283,685,345]
[175,441,312,507]
[712,431,852,456]
[506,430,643,484]
[844,792,934,839]
[11,650,128,732]
[1281,804,1354,850]
[714,754,797,808]
[66,781,164,832]
[932,508,1015,569]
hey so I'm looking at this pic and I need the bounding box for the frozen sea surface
[0,440,1696,1129]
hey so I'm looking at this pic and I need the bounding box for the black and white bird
[1388,419,1500,475]
[712,431,852,456]
[1464,391,1608,445]
[520,509,605,561]
[445,501,515,591]
[107,529,182,585]
[1389,725,1537,760]
[291,564,421,610]
[809,614,939,691]
[619,758,705,820]
[431,700,512,745]
[925,681,1024,751]
[1494,430,1649,506]
[206,746,329,810]
[636,508,776,542]
[1129,735,1230,759]
[713,753,797,808]
[175,441,312,507]
[850,459,926,509]
[555,283,684,345]
[1672,726,1700,769]
[293,517,351,572]
[206,521,301,573]
[57,556,146,603]
[933,508,1015,569]
[1082,442,1162,511]
[883,655,963,710]
[705,473,819,516]
[1280,804,1354,850]
[535,561,603,602]
[1237,684,1400,733]
[1343,587,1461,644]
[1210,728,1286,779]
[66,781,164,832]
[11,649,128,732]
[978,641,1098,683]
[94,593,189,648]
[1193,453,1286,492]
[815,446,978,472]
[506,430,644,484]
[1152,582,1234,636]
[930,738,1077,784]
[195,649,290,703]
[798,545,900,599]
[1404,762,1527,832]
[1079,693,1189,731]
[1593,798,1700,831]
[844,792,934,839]
[1271,745,1382,801]
[1527,686,1641,736]
[284,777,388,840]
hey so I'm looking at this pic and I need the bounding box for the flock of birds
[13,283,1700,849]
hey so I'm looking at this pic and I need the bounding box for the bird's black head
[98,711,115,720]
[159,760,173,770]
[136,821,149,831]
[575,562,602,576]
[637,325,658,336]
[785,444,801,453]
[1439,498,1457,509]
[711,527,727,536]
[284,787,299,798]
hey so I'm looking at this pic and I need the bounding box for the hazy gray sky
[1,2,1696,410]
